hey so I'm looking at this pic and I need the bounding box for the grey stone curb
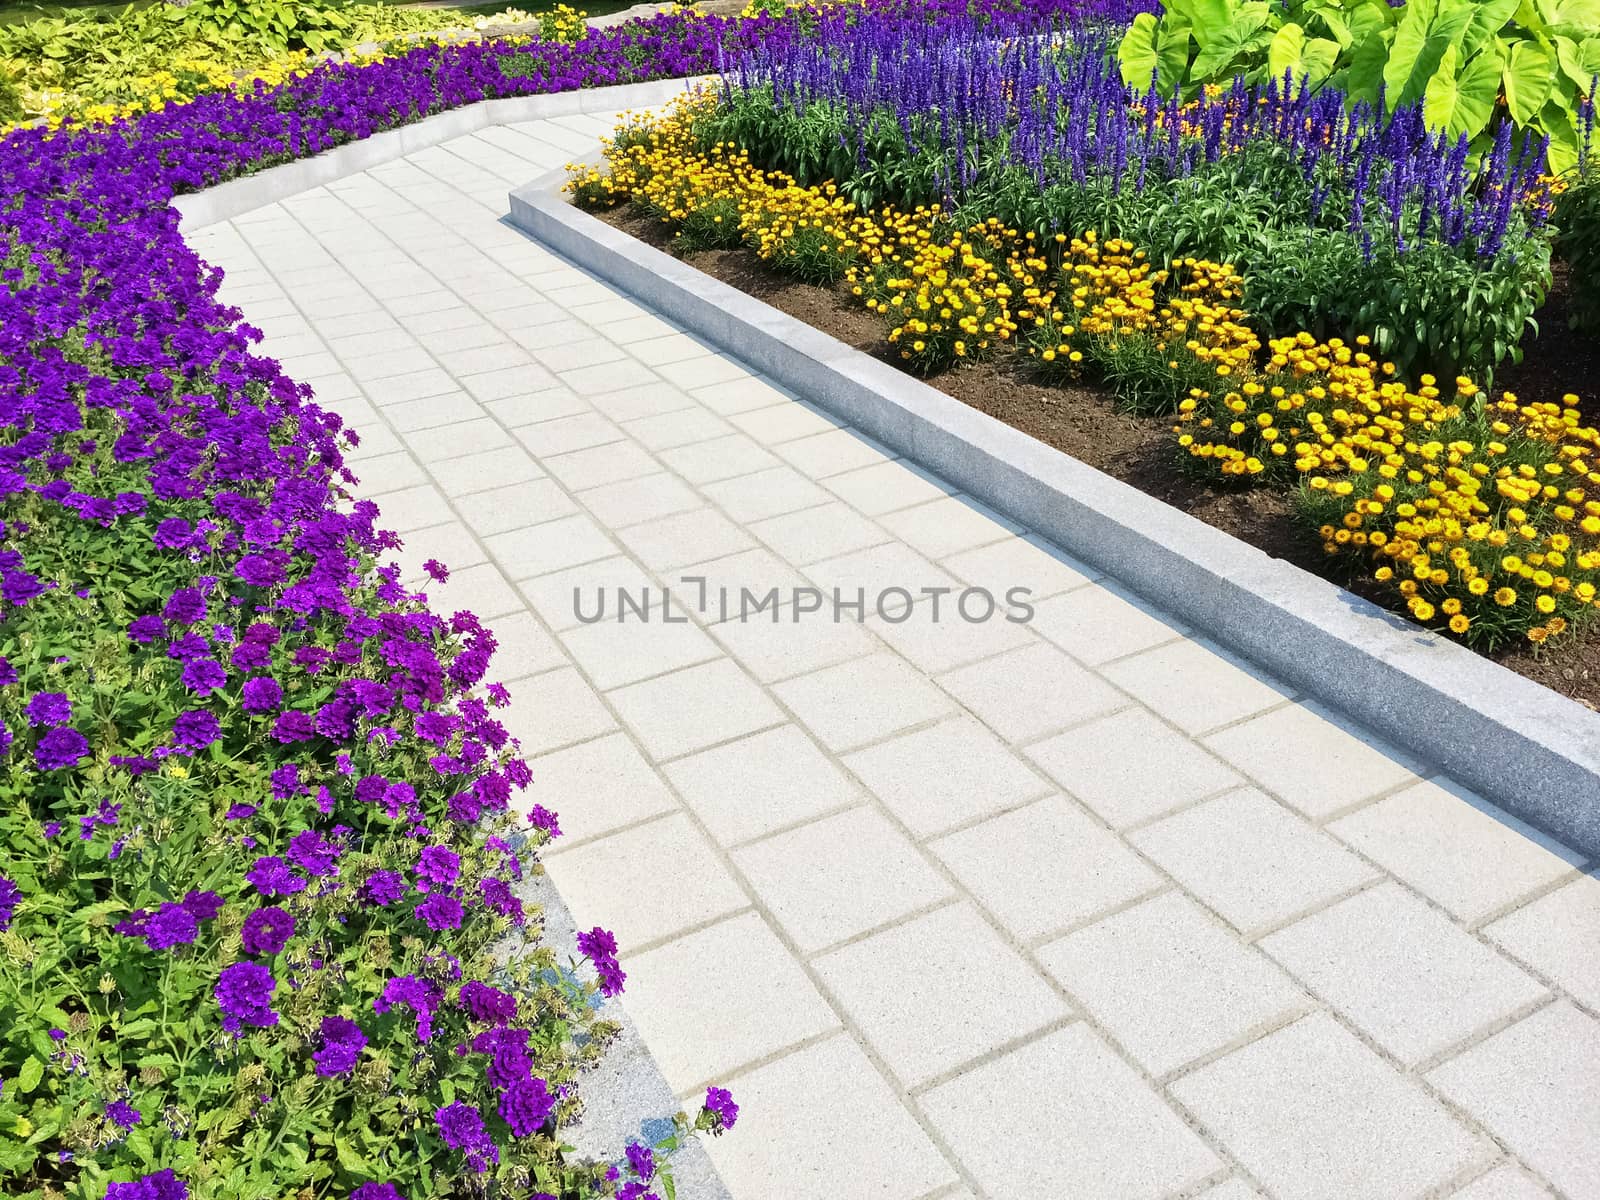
[171,75,712,233]
[509,158,1600,858]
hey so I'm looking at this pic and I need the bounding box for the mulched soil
[604,204,1600,710]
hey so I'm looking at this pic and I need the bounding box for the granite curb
[508,153,1600,858]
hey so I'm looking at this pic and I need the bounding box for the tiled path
[188,113,1600,1200]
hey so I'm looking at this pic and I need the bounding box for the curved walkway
[187,111,1600,1200]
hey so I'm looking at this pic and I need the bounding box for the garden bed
[604,202,1600,710]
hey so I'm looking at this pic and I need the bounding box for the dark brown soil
[604,205,1600,710]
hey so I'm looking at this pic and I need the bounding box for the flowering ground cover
[568,9,1600,663]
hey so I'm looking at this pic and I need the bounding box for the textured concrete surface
[189,106,1600,1200]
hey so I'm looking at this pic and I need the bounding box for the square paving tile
[920,1024,1222,1200]
[483,514,616,580]
[1193,1182,1267,1200]
[574,473,703,530]
[1428,1002,1600,1200]
[476,609,565,681]
[373,483,451,533]
[1483,873,1600,1011]
[1259,882,1546,1067]
[523,731,679,846]
[864,601,1039,675]
[498,668,616,756]
[452,479,579,537]
[772,427,894,478]
[728,399,840,444]
[931,795,1164,942]
[1026,708,1243,829]
[607,658,785,761]
[1328,779,1584,926]
[416,561,523,620]
[733,807,951,953]
[518,556,664,633]
[622,405,734,451]
[1129,789,1380,938]
[1038,891,1308,1078]
[1202,703,1420,820]
[941,534,1098,603]
[659,432,781,484]
[541,440,660,491]
[1029,583,1185,665]
[773,653,956,753]
[878,495,1019,560]
[430,446,544,497]
[671,548,809,624]
[702,1034,958,1200]
[557,614,721,691]
[813,903,1069,1088]
[935,641,1126,744]
[1170,1013,1491,1200]
[542,813,748,953]
[822,458,957,516]
[800,540,960,603]
[1449,1164,1558,1200]
[616,507,755,573]
[708,607,877,684]
[623,912,840,1093]
[843,715,1053,839]
[702,465,832,523]
[559,358,658,396]
[750,501,891,567]
[513,411,625,458]
[687,373,791,414]
[587,381,699,424]
[664,724,863,847]
[1102,640,1292,736]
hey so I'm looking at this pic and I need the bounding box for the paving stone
[523,731,679,847]
[773,653,956,753]
[800,540,961,602]
[941,533,1098,603]
[543,813,748,953]
[608,659,785,761]
[702,1034,958,1200]
[401,416,513,461]
[471,609,565,681]
[623,912,839,1093]
[430,446,544,497]
[1428,1002,1600,1200]
[483,514,616,579]
[707,606,877,684]
[771,426,895,478]
[415,560,524,620]
[1129,789,1380,938]
[1038,891,1308,1078]
[483,387,591,427]
[1329,780,1584,926]
[371,483,450,533]
[878,495,1020,560]
[702,465,833,523]
[559,358,659,397]
[574,473,703,529]
[931,795,1164,942]
[1170,1014,1491,1200]
[627,332,715,369]
[749,501,891,567]
[658,432,782,484]
[1259,882,1546,1067]
[935,641,1126,743]
[352,450,429,498]
[498,668,616,756]
[557,611,720,691]
[864,599,1039,675]
[920,1024,1222,1200]
[616,506,756,573]
[1192,1182,1267,1200]
[1101,640,1292,736]
[814,903,1069,1088]
[1482,873,1600,1011]
[728,399,840,444]
[587,381,699,424]
[1029,583,1185,665]
[622,405,734,451]
[1448,1164,1558,1200]
[663,724,864,847]
[457,362,558,402]
[670,548,809,624]
[452,479,579,537]
[843,715,1053,839]
[733,807,951,953]
[823,458,958,515]
[383,390,484,433]
[512,411,625,458]
[541,440,659,491]
[519,556,666,633]
[1203,702,1420,820]
[1026,708,1243,829]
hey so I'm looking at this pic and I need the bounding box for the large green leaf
[1504,38,1557,123]
[1459,0,1520,57]
[1341,27,1395,101]
[1554,34,1600,95]
[1423,45,1501,139]
[1190,1,1278,78]
[1384,0,1477,110]
[1119,12,1194,94]
[1163,0,1234,39]
[1541,98,1585,173]
[1535,0,1600,30]
[1268,23,1342,84]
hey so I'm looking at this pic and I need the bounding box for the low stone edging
[508,153,1600,858]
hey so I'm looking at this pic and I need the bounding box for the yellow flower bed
[571,92,1600,650]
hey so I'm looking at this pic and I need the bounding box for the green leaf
[1459,0,1519,56]
[14,1059,41,1095]
[1384,0,1477,111]
[1555,35,1600,95]
[1424,46,1501,139]
[1504,39,1557,123]
[1119,12,1194,94]
[1341,28,1393,101]
[1191,2,1278,78]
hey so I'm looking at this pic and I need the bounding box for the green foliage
[1117,0,1600,173]
[1554,168,1600,327]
